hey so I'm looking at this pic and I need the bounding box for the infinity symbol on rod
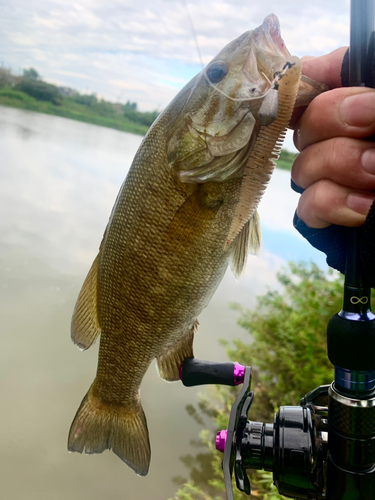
[350,296,369,305]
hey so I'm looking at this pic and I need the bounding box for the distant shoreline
[0,96,296,170]
[0,95,149,136]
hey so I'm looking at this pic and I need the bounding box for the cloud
[0,0,350,110]
[56,70,91,79]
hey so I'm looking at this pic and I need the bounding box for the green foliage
[22,67,40,80]
[123,101,159,127]
[14,79,63,105]
[171,262,345,499]
[0,87,36,102]
[168,481,221,500]
[227,261,338,407]
[66,93,159,127]
[276,149,297,171]
[0,65,159,135]
[70,93,98,107]
[126,100,137,110]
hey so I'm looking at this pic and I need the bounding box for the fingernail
[347,193,375,215]
[340,92,375,126]
[362,149,375,174]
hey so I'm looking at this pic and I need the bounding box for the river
[0,105,325,500]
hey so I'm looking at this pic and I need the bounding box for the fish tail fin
[68,384,150,476]
[156,321,197,381]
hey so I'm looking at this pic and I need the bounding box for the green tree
[71,93,98,107]
[125,100,137,110]
[169,262,346,499]
[14,79,63,105]
[122,102,159,127]
[22,67,40,80]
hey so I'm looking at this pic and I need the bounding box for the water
[0,105,325,500]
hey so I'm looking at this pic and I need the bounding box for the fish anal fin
[230,211,262,281]
[71,254,101,350]
[156,321,198,381]
[68,384,150,476]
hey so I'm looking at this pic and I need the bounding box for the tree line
[0,66,159,128]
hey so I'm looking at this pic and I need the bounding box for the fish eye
[206,62,228,84]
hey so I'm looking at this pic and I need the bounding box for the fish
[68,13,327,476]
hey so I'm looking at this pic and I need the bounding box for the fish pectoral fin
[156,320,198,382]
[230,211,262,281]
[68,384,151,476]
[71,254,101,350]
[164,185,223,253]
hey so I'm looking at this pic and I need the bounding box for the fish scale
[68,14,327,476]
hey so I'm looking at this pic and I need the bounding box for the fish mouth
[253,14,290,59]
[241,14,290,96]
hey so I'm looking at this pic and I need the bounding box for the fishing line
[203,69,280,102]
[181,0,204,69]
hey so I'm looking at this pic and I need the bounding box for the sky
[1,0,350,110]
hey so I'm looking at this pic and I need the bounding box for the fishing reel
[181,359,330,498]
[180,359,330,499]
[181,350,375,500]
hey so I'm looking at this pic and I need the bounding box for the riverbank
[0,89,149,136]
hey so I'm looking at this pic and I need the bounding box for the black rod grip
[180,358,237,386]
[327,313,375,370]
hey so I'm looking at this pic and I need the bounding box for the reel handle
[180,358,245,387]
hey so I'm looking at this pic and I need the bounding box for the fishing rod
[179,1,375,498]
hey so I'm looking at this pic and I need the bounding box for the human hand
[290,47,375,229]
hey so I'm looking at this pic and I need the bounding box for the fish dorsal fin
[230,211,262,280]
[71,254,101,350]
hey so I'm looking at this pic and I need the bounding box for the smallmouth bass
[68,14,326,475]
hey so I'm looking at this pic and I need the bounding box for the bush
[123,103,159,127]
[14,79,63,105]
[70,93,98,107]
[0,87,36,102]
[23,68,40,81]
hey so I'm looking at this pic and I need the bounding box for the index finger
[290,47,348,128]
[301,47,348,89]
